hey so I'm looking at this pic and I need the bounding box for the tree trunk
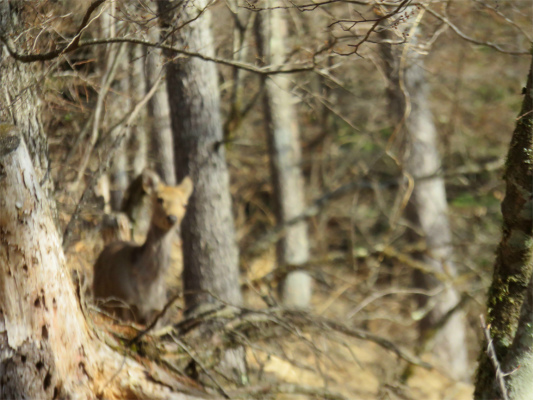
[145,25,176,185]
[255,3,312,309]
[158,0,242,311]
[381,27,469,379]
[107,12,130,211]
[97,9,129,211]
[474,55,533,400]
[127,43,148,179]
[0,2,54,207]
[503,273,533,400]
[0,124,94,398]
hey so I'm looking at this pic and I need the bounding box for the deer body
[93,174,193,323]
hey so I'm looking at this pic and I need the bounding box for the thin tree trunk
[108,64,130,210]
[381,26,469,379]
[157,0,242,311]
[104,10,129,211]
[474,55,533,400]
[255,2,312,309]
[145,25,176,185]
[128,44,148,179]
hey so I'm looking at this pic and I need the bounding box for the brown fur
[93,174,193,324]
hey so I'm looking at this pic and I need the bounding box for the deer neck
[136,222,173,280]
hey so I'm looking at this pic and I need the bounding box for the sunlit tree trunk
[145,26,176,185]
[474,55,533,400]
[0,122,94,397]
[381,27,469,379]
[255,2,312,309]
[0,5,53,210]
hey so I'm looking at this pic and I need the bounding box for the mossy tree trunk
[474,54,533,400]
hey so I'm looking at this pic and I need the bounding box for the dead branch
[62,70,162,248]
[424,7,529,56]
[228,382,351,400]
[244,158,504,257]
[480,315,510,400]
[156,306,433,370]
[0,0,107,62]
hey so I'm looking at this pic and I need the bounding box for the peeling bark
[0,2,54,207]
[0,124,93,398]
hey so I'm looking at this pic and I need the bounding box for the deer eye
[157,197,164,204]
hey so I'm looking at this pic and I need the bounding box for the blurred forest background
[1,0,532,399]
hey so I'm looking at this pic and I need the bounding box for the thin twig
[62,72,162,248]
[425,7,529,56]
[480,315,510,400]
[169,333,231,399]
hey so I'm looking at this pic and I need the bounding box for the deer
[93,171,193,324]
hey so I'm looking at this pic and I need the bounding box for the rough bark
[0,125,206,399]
[0,124,93,398]
[381,29,469,379]
[145,25,176,185]
[158,0,245,380]
[474,55,533,400]
[503,273,533,400]
[158,0,242,310]
[255,3,312,308]
[0,2,54,206]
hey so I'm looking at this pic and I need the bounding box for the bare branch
[164,306,433,369]
[424,6,529,56]
[62,69,163,248]
[79,37,315,75]
[480,315,510,400]
[0,0,107,62]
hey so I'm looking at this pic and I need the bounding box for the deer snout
[167,215,178,225]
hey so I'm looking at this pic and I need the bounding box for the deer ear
[141,169,160,194]
[179,176,194,200]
